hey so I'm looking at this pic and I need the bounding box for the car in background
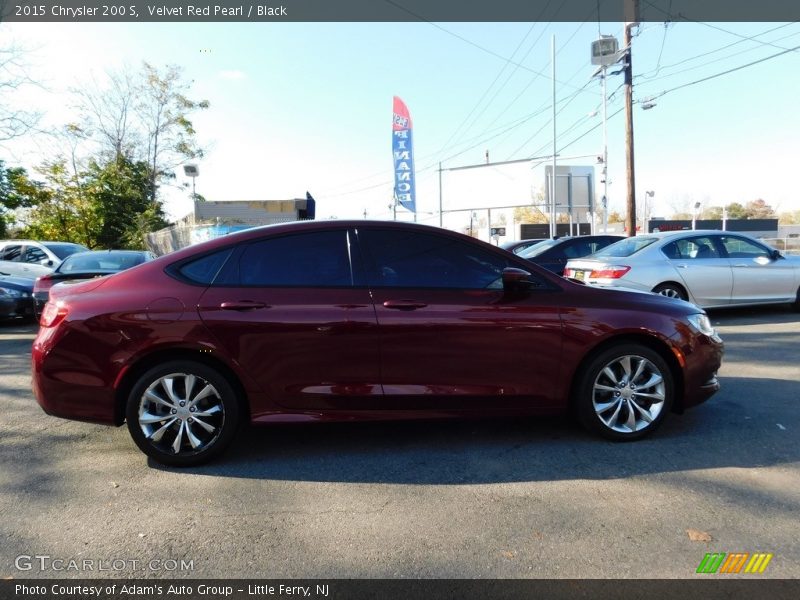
[500,239,546,255]
[0,273,35,321]
[564,230,800,310]
[518,235,624,274]
[32,220,723,467]
[33,250,156,316]
[0,240,88,279]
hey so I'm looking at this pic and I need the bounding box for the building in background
[146,196,315,254]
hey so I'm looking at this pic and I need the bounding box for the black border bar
[3,579,800,600]
[3,0,800,23]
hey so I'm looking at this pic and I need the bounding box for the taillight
[563,268,573,277]
[34,274,54,293]
[589,265,631,279]
[40,301,68,328]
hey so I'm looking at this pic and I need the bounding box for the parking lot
[1,307,798,579]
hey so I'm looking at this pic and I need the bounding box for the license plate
[574,270,585,281]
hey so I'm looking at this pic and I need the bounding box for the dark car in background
[33,250,156,316]
[500,239,546,255]
[32,221,723,467]
[518,235,625,274]
[0,273,35,321]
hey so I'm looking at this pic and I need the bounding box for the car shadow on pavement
[707,304,799,326]
[156,375,799,485]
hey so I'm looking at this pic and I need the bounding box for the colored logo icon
[696,552,773,574]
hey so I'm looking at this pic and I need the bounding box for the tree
[0,161,38,237]
[607,211,624,223]
[138,62,209,203]
[75,62,209,204]
[743,198,775,219]
[513,206,549,224]
[0,42,41,142]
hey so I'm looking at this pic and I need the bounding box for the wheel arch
[567,333,686,414]
[652,281,689,300]
[113,348,251,426]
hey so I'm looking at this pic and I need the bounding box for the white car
[564,230,800,310]
[0,240,88,278]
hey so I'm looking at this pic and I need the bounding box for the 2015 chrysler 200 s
[32,221,723,466]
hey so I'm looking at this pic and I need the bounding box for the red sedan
[32,221,723,466]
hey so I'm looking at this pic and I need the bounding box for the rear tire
[575,344,674,441]
[652,282,688,301]
[791,287,800,312]
[126,360,240,467]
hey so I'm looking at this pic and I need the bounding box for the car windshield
[42,243,88,260]
[592,237,658,258]
[519,238,560,258]
[58,251,147,273]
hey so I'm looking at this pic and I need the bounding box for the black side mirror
[770,249,783,260]
[502,267,537,290]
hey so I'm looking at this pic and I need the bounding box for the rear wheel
[125,361,240,467]
[652,282,688,301]
[576,344,674,441]
[791,287,800,312]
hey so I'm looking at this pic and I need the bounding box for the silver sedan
[564,230,800,310]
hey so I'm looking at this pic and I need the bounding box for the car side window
[178,248,234,285]
[667,236,720,260]
[563,241,591,259]
[358,228,512,289]
[238,230,354,287]
[23,246,48,263]
[719,236,770,259]
[1,245,22,261]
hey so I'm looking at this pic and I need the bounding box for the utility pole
[624,0,639,237]
[551,34,557,239]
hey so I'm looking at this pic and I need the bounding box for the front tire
[575,344,674,441]
[125,361,240,467]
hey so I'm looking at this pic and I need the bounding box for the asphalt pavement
[1,306,798,579]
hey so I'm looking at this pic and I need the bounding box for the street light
[692,201,702,230]
[644,190,654,233]
[183,164,199,201]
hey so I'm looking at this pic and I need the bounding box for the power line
[636,22,800,82]
[646,42,800,100]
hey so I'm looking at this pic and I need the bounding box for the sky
[2,19,799,238]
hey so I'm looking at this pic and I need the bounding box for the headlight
[0,287,24,298]
[687,313,715,336]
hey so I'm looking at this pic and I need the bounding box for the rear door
[196,228,382,411]
[663,235,733,306]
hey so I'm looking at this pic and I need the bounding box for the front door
[356,227,564,411]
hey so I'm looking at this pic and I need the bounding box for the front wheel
[126,361,240,467]
[575,344,674,441]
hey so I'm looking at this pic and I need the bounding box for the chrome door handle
[383,300,428,310]
[220,301,268,311]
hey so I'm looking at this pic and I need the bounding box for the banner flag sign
[392,96,416,214]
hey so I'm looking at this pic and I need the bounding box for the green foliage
[0,161,38,237]
[6,157,168,249]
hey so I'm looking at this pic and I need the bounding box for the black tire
[575,344,674,441]
[126,360,240,467]
[652,282,688,301]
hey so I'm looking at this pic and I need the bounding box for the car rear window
[42,243,88,259]
[519,238,560,258]
[593,237,658,258]
[59,252,149,273]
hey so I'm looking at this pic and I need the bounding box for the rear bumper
[32,326,118,425]
[0,296,34,320]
